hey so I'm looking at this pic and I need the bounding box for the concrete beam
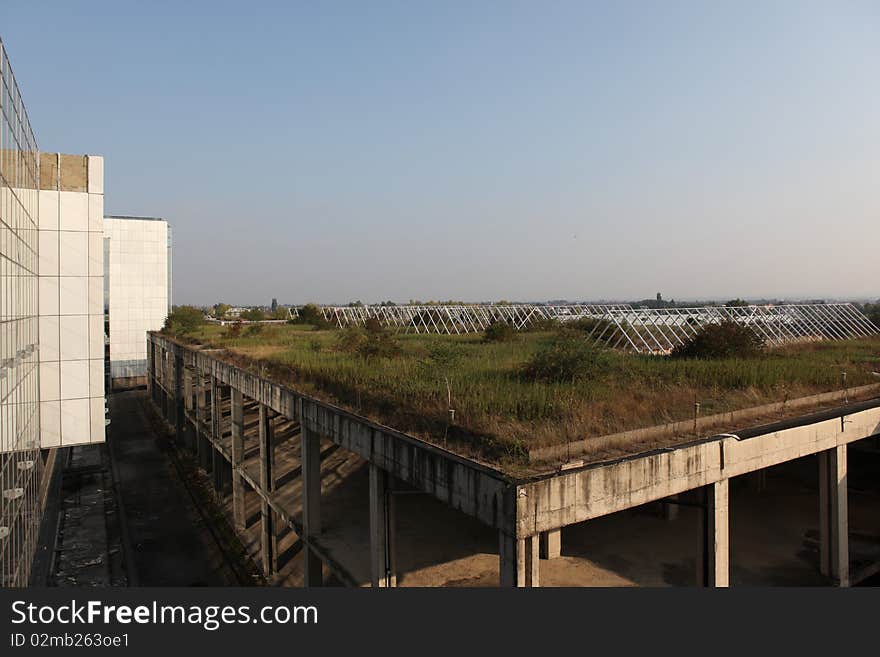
[540,529,561,560]
[302,424,323,587]
[230,388,246,534]
[499,532,539,587]
[518,406,880,536]
[819,445,849,586]
[259,404,278,576]
[146,334,515,534]
[697,480,729,587]
[369,464,397,587]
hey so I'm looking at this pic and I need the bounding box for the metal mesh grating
[0,36,42,587]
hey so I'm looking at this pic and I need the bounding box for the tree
[670,321,764,359]
[725,299,748,307]
[212,302,231,319]
[163,305,206,336]
[240,308,265,322]
[292,303,333,329]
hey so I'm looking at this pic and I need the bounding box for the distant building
[103,216,171,389]
[271,298,278,312]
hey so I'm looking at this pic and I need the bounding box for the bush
[364,317,384,333]
[521,335,609,383]
[335,326,400,359]
[162,306,206,336]
[562,317,618,344]
[244,323,263,337]
[520,317,562,332]
[293,303,334,329]
[670,321,765,359]
[240,308,265,322]
[224,321,243,338]
[483,321,517,343]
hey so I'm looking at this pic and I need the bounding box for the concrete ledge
[151,333,517,533]
[529,383,880,463]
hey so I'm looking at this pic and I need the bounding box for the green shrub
[162,306,206,336]
[294,303,334,329]
[364,317,384,333]
[521,335,609,382]
[335,326,400,358]
[244,323,264,336]
[522,317,562,332]
[483,321,517,343]
[670,321,765,359]
[224,321,243,338]
[240,308,265,321]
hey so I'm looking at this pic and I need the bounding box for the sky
[4,1,879,305]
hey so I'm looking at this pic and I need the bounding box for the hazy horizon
[5,1,878,305]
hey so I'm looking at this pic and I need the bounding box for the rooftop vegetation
[165,317,880,466]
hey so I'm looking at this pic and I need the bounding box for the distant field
[180,323,880,467]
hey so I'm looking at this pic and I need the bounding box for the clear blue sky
[4,1,878,305]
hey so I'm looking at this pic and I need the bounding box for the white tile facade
[104,217,170,382]
[37,154,106,447]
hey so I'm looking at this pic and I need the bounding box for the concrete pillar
[173,355,185,444]
[369,464,397,587]
[194,367,206,457]
[259,404,278,576]
[146,340,153,397]
[212,449,224,493]
[230,388,246,534]
[819,445,849,586]
[540,528,561,560]
[499,532,539,587]
[302,425,323,586]
[697,479,729,587]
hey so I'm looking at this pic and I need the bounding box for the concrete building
[103,216,171,389]
[1,35,171,584]
[37,152,106,448]
[148,333,880,588]
[0,36,42,586]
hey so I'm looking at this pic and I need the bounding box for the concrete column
[499,532,539,587]
[369,464,397,587]
[819,445,849,586]
[540,528,561,560]
[173,355,184,444]
[259,404,278,576]
[697,479,729,587]
[302,425,323,586]
[146,340,153,397]
[230,388,246,534]
[212,448,224,492]
[194,368,206,458]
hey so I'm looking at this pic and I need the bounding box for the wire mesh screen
[588,303,878,354]
[0,36,42,587]
[289,302,877,350]
[309,304,633,334]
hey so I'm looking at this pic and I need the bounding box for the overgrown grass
[182,323,880,464]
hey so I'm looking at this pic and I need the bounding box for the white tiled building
[37,153,106,448]
[104,216,170,387]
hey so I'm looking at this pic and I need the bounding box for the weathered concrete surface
[149,333,880,587]
[152,333,517,535]
[519,406,880,537]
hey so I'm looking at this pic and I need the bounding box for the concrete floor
[109,390,245,586]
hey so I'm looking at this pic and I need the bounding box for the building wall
[104,217,169,386]
[36,153,105,448]
[0,37,43,586]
